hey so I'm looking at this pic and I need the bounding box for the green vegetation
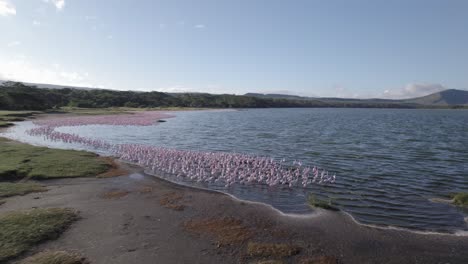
[1,82,424,110]
[247,242,301,258]
[0,182,46,198]
[308,195,339,211]
[0,121,13,128]
[0,208,78,262]
[0,138,110,180]
[452,193,468,207]
[0,110,38,128]
[18,251,88,264]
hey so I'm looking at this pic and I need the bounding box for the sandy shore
[0,160,467,264]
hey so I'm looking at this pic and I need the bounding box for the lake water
[3,108,468,233]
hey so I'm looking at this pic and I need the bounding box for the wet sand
[1,161,467,264]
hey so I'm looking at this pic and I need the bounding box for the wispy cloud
[0,0,16,16]
[194,24,206,29]
[43,0,65,11]
[106,35,113,39]
[382,83,446,99]
[32,20,41,26]
[7,41,21,47]
[0,56,104,88]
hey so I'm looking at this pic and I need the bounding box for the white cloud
[7,41,21,47]
[382,83,446,99]
[194,24,206,29]
[106,35,113,39]
[0,0,16,16]
[0,57,104,88]
[32,20,41,26]
[43,0,65,11]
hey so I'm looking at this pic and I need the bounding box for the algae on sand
[452,193,468,207]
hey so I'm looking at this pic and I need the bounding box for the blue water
[4,108,468,233]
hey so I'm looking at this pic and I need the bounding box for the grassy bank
[0,182,46,198]
[0,208,78,262]
[0,111,40,128]
[0,138,110,180]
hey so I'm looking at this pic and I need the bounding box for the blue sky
[1,0,467,98]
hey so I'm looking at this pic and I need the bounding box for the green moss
[308,195,339,211]
[18,251,88,264]
[0,138,110,180]
[452,193,468,207]
[247,242,301,258]
[0,208,78,262]
[0,182,47,198]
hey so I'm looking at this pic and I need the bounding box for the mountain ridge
[1,80,467,106]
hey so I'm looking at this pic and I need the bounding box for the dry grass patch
[159,192,185,211]
[183,218,253,246]
[0,208,78,262]
[100,190,130,199]
[299,256,339,264]
[247,242,301,258]
[253,260,284,264]
[18,251,88,264]
[97,158,129,178]
[139,186,154,194]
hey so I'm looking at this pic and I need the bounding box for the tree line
[0,82,419,110]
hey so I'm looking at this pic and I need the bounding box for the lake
[3,108,468,233]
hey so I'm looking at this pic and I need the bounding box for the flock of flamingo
[27,111,336,188]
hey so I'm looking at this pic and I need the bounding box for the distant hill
[0,80,97,90]
[245,89,468,106]
[404,89,468,105]
[244,93,306,100]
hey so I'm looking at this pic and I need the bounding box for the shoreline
[142,165,468,237]
[2,111,468,237]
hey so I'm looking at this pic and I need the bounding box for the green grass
[0,121,13,128]
[0,182,47,198]
[452,193,468,207]
[0,111,38,128]
[18,251,88,264]
[0,208,78,262]
[0,111,39,117]
[308,195,339,211]
[0,138,110,180]
[247,242,301,258]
